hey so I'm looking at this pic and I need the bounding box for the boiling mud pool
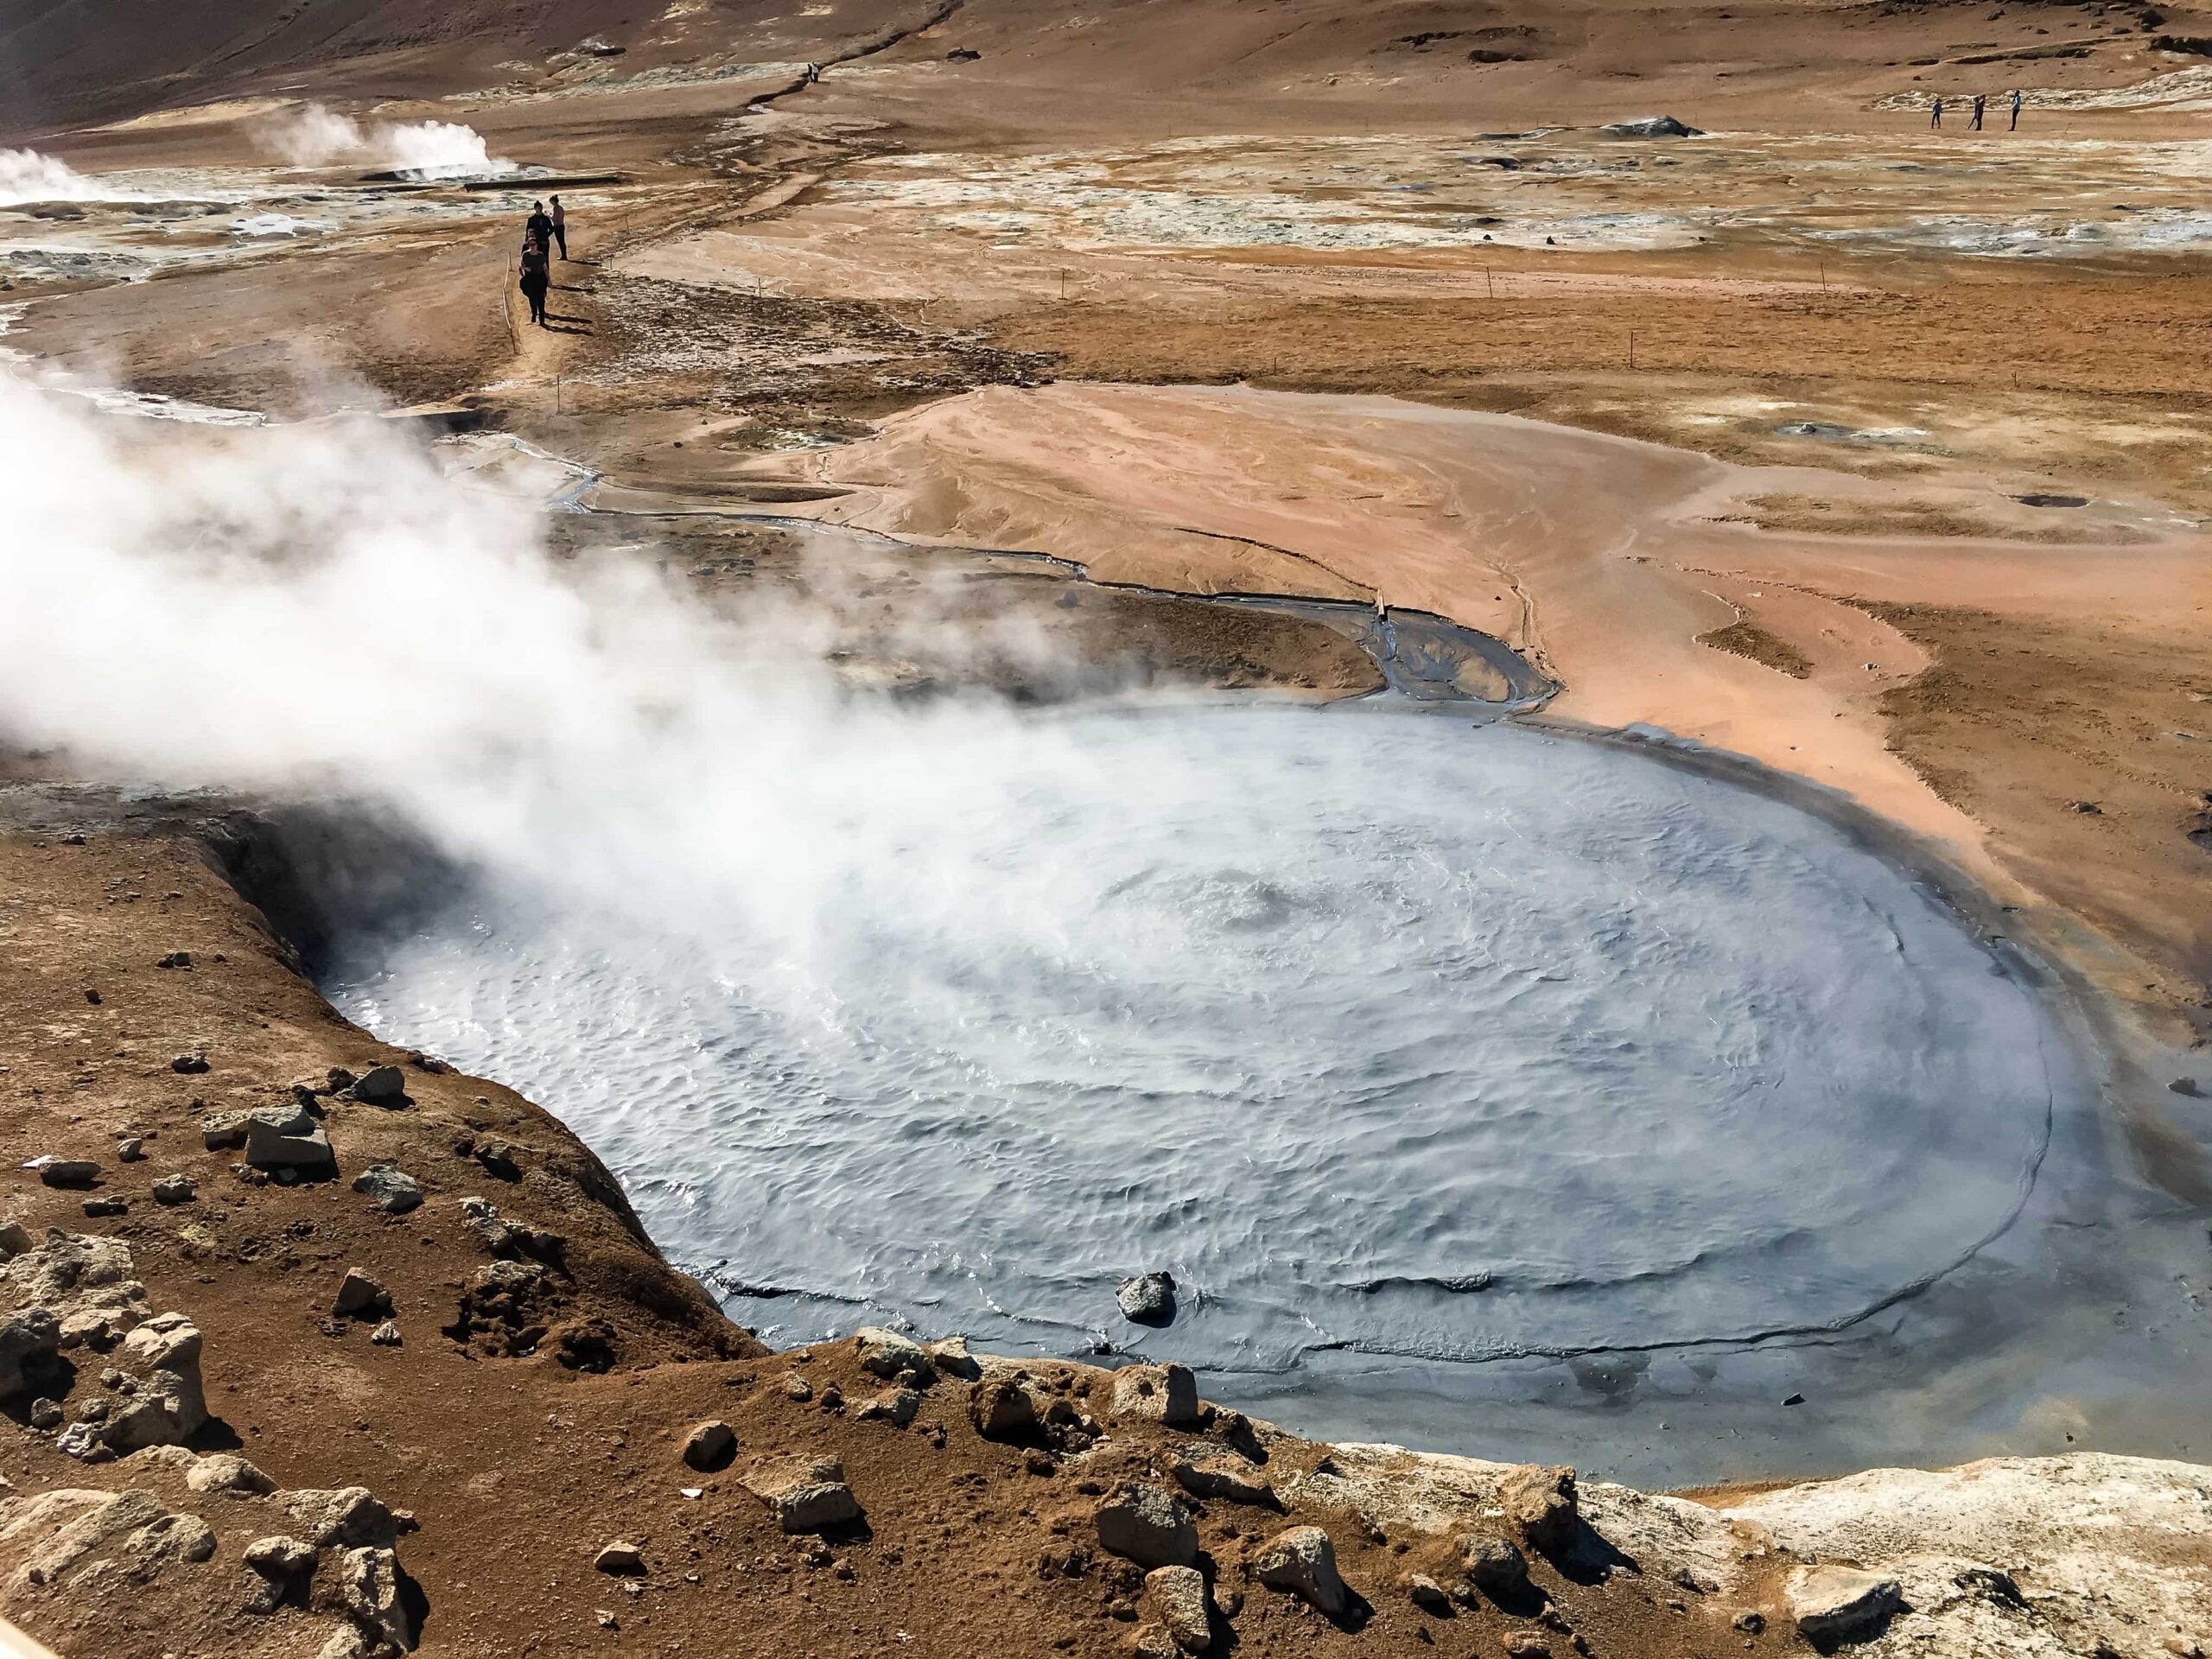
[323,707,2072,1457]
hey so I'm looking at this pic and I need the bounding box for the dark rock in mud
[1116,1271,1177,1326]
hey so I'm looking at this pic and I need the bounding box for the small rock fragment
[1116,1271,1177,1325]
[1505,1635,1552,1658]
[1787,1565,1902,1642]
[188,1452,276,1497]
[1499,1464,1579,1554]
[594,1540,645,1575]
[969,1373,1038,1440]
[200,1113,248,1151]
[370,1320,402,1346]
[244,1104,336,1178]
[1111,1363,1199,1428]
[1144,1565,1212,1653]
[29,1398,60,1430]
[682,1420,737,1471]
[26,1156,100,1188]
[743,1455,862,1533]
[332,1268,391,1319]
[115,1137,144,1162]
[925,1335,981,1379]
[170,1052,210,1075]
[151,1174,197,1205]
[856,1388,919,1427]
[1095,1484,1198,1570]
[1406,1573,1452,1611]
[1253,1525,1349,1617]
[349,1065,408,1105]
[1460,1535,1531,1599]
[853,1326,935,1384]
[1172,1453,1275,1508]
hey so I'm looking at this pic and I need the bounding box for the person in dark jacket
[518,235,550,327]
[524,200,553,249]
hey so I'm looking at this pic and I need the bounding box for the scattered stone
[0,1221,33,1257]
[969,1373,1039,1440]
[1505,1635,1553,1658]
[456,1195,563,1262]
[1499,1464,1579,1554]
[595,1610,618,1630]
[200,1112,249,1151]
[1599,114,1704,137]
[271,1491,394,1560]
[817,1382,843,1412]
[1252,1525,1349,1618]
[470,1139,521,1179]
[854,1326,935,1384]
[170,1051,210,1075]
[26,1156,100,1188]
[101,1312,208,1452]
[332,1268,391,1319]
[1787,1564,1902,1642]
[151,1174,197,1205]
[370,1320,402,1346]
[743,1455,862,1533]
[1116,1271,1177,1325]
[1095,1483,1198,1570]
[1953,1566,2026,1608]
[1732,1610,1765,1634]
[351,1163,423,1215]
[856,1388,920,1427]
[925,1335,981,1379]
[176,1452,274,1498]
[244,1104,336,1179]
[682,1420,737,1471]
[1172,1453,1275,1508]
[349,1065,408,1105]
[1111,1362,1199,1427]
[1406,1572,1452,1611]
[116,1137,144,1162]
[83,988,100,1004]
[28,1397,60,1430]
[156,951,192,969]
[781,1372,813,1402]
[0,1309,61,1397]
[81,1197,127,1218]
[595,1540,645,1574]
[245,1533,317,1575]
[1461,1535,1531,1599]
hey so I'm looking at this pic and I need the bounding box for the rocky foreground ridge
[0,794,2203,1658]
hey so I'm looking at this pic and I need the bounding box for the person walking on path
[1970,92,1986,130]
[1930,96,1943,130]
[524,199,553,251]
[2010,88,2023,130]
[518,234,550,327]
[550,194,568,260]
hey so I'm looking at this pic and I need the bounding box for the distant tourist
[1930,97,1942,130]
[524,199,553,249]
[2011,88,2023,130]
[1970,92,1986,130]
[519,235,550,327]
[550,194,568,260]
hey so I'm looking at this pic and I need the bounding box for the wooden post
[1485,266,1494,300]
[1629,329,1636,370]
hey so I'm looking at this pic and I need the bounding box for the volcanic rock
[1116,1271,1177,1325]
[1405,1572,1452,1610]
[100,1312,207,1451]
[170,1051,209,1074]
[371,1319,403,1345]
[744,1455,862,1533]
[0,1308,58,1400]
[595,1540,645,1574]
[1172,1453,1276,1508]
[115,1137,144,1162]
[1111,1362,1199,1427]
[1094,1483,1198,1569]
[968,1372,1038,1440]
[352,1163,423,1215]
[856,1387,919,1427]
[349,1065,408,1105]
[1600,115,1703,137]
[338,1543,416,1650]
[200,1112,248,1150]
[854,1326,935,1384]
[1252,1525,1348,1617]
[185,1452,275,1497]
[1500,1464,1579,1554]
[26,1156,99,1188]
[682,1420,737,1471]
[332,1268,391,1318]
[1786,1564,1902,1641]
[283,1487,400,1550]
[244,1104,336,1178]
[1144,1564,1213,1652]
[925,1335,981,1379]
[150,1173,196,1205]
[1460,1533,1531,1599]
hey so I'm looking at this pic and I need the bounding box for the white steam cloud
[252,104,516,181]
[0,148,155,207]
[0,370,1159,952]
